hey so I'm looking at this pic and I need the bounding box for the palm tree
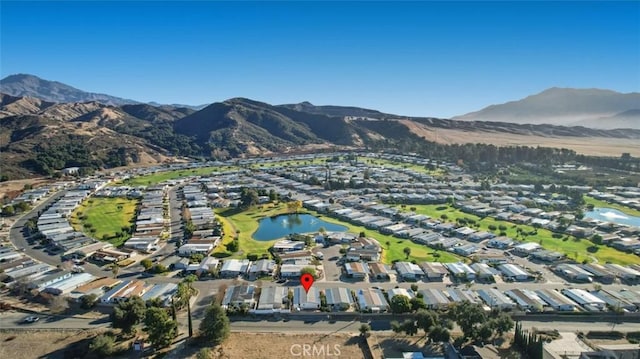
[403,247,411,259]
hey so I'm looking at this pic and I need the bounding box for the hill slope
[454,88,640,129]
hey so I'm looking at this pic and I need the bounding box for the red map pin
[300,273,314,293]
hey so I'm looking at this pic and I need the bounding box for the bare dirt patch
[0,178,49,200]
[189,332,365,359]
[400,119,640,156]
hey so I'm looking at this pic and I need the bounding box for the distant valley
[1,74,640,179]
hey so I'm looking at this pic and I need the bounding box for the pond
[253,214,348,241]
[584,207,640,227]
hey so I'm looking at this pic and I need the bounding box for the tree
[390,294,412,314]
[297,267,314,279]
[428,325,451,343]
[89,333,116,357]
[385,241,391,249]
[450,301,487,340]
[416,309,438,335]
[287,200,302,213]
[1,205,15,216]
[410,297,426,311]
[199,303,230,345]
[491,313,514,336]
[80,294,99,309]
[111,295,146,335]
[240,188,259,208]
[140,259,153,270]
[359,323,371,337]
[144,307,178,349]
[400,319,418,336]
[111,264,119,279]
[403,247,411,259]
[49,295,69,313]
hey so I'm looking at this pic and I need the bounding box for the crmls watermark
[290,344,342,357]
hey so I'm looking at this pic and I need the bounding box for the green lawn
[584,196,640,217]
[214,203,460,264]
[361,157,446,177]
[395,204,639,265]
[213,204,287,258]
[70,197,139,247]
[116,166,238,187]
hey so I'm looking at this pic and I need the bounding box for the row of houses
[176,184,221,257]
[124,187,168,252]
[554,263,640,283]
[220,283,640,314]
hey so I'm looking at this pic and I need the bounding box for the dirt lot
[190,332,365,359]
[0,329,107,359]
[400,119,640,156]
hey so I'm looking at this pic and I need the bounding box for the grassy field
[70,197,139,246]
[117,166,238,187]
[213,204,285,258]
[584,196,640,217]
[396,204,639,265]
[359,157,446,177]
[216,202,460,264]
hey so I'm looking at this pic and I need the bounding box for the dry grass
[190,332,365,359]
[0,329,106,359]
[400,120,640,156]
[0,178,49,201]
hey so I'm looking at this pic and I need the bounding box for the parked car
[22,316,39,324]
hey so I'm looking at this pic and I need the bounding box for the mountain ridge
[454,87,640,129]
[0,74,207,110]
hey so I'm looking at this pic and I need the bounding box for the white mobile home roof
[561,288,606,307]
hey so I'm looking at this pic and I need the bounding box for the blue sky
[1,1,639,117]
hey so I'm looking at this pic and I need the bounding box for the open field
[400,119,640,157]
[584,196,640,217]
[213,204,285,258]
[398,204,639,265]
[70,197,139,247]
[0,178,49,201]
[359,156,446,177]
[189,332,365,359]
[0,329,107,359]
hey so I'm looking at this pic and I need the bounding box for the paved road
[0,311,109,330]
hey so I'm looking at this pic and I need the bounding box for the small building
[256,286,288,312]
[279,264,308,278]
[248,259,276,278]
[445,262,476,281]
[177,243,213,257]
[561,288,606,311]
[535,289,578,311]
[222,284,257,310]
[477,288,516,310]
[293,286,321,311]
[356,288,389,312]
[344,262,369,280]
[387,287,415,300]
[394,262,424,281]
[220,259,250,278]
[368,262,391,281]
[272,240,306,253]
[487,236,514,249]
[498,264,530,281]
[470,263,499,281]
[324,287,354,310]
[419,288,451,309]
[554,264,593,283]
[419,262,448,281]
[512,242,541,256]
[505,289,547,312]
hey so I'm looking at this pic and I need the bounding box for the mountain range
[1,74,640,179]
[454,87,640,129]
[0,74,207,110]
